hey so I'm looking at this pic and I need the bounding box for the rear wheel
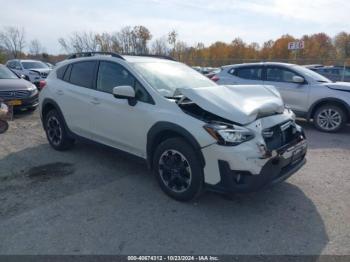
[44,110,74,150]
[313,105,347,133]
[153,138,204,201]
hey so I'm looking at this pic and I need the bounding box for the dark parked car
[0,64,39,111]
[6,59,51,89]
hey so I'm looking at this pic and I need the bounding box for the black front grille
[0,90,31,99]
[40,72,48,78]
[263,121,299,151]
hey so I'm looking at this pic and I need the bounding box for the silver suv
[214,62,350,132]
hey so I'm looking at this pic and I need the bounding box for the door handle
[90,97,100,105]
[56,90,64,95]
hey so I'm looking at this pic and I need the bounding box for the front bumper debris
[209,134,307,194]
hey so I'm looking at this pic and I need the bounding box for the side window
[344,69,350,77]
[69,61,96,88]
[331,69,340,75]
[97,61,152,103]
[266,67,298,83]
[7,61,14,69]
[56,65,68,80]
[97,62,134,93]
[14,61,21,70]
[234,67,262,80]
[63,65,72,82]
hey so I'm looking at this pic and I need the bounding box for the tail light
[211,75,220,82]
[39,80,46,89]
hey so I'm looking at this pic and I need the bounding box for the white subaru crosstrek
[39,52,307,201]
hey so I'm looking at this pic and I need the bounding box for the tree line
[1,25,350,66]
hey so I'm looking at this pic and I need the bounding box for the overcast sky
[1,0,350,54]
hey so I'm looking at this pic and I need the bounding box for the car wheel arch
[307,98,350,121]
[41,99,73,137]
[146,122,206,170]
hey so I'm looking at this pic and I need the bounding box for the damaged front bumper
[202,126,307,194]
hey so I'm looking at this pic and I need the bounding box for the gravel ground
[0,110,349,255]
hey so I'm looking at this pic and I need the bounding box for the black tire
[153,137,204,201]
[0,120,9,134]
[313,104,347,133]
[44,110,75,150]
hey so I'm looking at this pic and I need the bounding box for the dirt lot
[0,110,349,255]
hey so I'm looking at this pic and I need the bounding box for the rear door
[263,66,309,112]
[54,61,98,139]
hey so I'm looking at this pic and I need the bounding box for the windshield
[0,66,19,79]
[132,61,217,97]
[22,61,49,69]
[293,65,332,83]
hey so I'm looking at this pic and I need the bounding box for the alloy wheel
[47,116,62,146]
[316,108,342,131]
[158,149,192,193]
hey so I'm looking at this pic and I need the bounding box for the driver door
[263,66,309,113]
[89,61,155,157]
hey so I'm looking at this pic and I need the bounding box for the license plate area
[281,140,307,162]
[7,100,22,106]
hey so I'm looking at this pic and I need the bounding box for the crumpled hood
[323,82,350,92]
[28,68,51,76]
[176,85,284,125]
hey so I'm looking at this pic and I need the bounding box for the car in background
[45,62,54,69]
[192,66,221,78]
[6,59,51,90]
[0,64,39,112]
[213,62,350,133]
[306,65,350,82]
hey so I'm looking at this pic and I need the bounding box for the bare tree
[0,26,25,58]
[151,37,169,55]
[117,26,133,54]
[29,39,45,56]
[168,30,178,57]
[58,31,99,53]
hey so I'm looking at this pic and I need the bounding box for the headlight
[204,123,254,146]
[28,84,37,91]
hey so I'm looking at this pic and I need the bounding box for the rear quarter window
[233,67,263,80]
[56,65,68,80]
[69,61,96,89]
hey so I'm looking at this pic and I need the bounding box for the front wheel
[313,105,347,133]
[153,138,204,201]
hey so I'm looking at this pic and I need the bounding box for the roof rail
[123,54,176,61]
[66,52,125,60]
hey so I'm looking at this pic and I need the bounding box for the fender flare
[307,98,350,120]
[146,121,206,168]
[41,98,75,138]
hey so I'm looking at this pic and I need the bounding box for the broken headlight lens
[204,124,254,146]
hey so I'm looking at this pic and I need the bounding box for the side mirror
[112,86,137,106]
[20,74,30,81]
[292,76,305,84]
